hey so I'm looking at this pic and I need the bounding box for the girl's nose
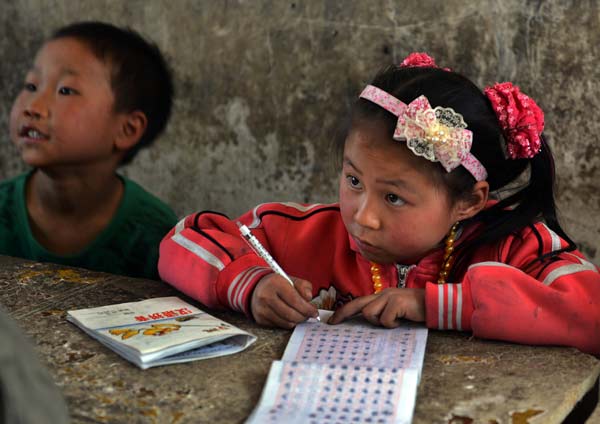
[354,196,381,230]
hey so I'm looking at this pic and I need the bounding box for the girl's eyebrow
[343,157,362,174]
[344,156,417,194]
[375,177,417,194]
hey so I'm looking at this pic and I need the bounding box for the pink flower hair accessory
[484,82,544,159]
[359,85,487,181]
[400,52,451,71]
[401,52,437,68]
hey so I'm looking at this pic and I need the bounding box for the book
[66,296,256,369]
[246,310,428,424]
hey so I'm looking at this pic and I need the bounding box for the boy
[1,21,177,280]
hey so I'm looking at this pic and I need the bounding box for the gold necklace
[438,222,459,284]
[370,262,383,293]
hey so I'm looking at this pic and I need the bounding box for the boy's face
[9,37,123,170]
[339,120,464,265]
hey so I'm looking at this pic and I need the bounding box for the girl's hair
[334,65,576,280]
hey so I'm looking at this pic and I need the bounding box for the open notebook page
[246,310,428,424]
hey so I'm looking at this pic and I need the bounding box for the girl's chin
[359,250,395,264]
[361,250,423,266]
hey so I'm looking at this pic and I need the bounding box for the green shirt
[0,172,178,280]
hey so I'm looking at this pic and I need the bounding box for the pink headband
[359,85,488,181]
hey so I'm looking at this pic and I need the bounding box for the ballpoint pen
[238,222,320,322]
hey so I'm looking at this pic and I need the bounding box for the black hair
[335,65,576,280]
[51,21,174,164]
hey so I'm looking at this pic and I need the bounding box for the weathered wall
[1,0,598,263]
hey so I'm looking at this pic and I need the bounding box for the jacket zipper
[396,264,410,288]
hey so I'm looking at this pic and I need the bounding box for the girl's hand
[328,288,426,327]
[250,273,319,329]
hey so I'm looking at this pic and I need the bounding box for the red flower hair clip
[401,52,437,68]
[400,52,451,71]
[484,82,544,159]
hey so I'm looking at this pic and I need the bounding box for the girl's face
[339,120,465,265]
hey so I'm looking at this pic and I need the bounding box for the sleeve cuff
[215,254,273,316]
[425,281,474,331]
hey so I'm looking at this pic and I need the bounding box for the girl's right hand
[250,273,318,329]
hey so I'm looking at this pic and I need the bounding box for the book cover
[67,296,256,369]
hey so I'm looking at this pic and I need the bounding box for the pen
[237,222,320,322]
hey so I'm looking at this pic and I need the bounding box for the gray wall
[1,0,599,264]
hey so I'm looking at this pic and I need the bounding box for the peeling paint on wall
[0,0,598,264]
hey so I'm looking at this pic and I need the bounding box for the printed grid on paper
[254,361,416,424]
[284,322,418,369]
[246,318,427,424]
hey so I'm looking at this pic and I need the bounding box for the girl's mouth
[353,237,382,255]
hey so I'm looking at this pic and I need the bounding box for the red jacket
[158,202,600,354]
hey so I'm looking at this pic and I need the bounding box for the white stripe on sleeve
[227,266,268,311]
[172,233,225,271]
[174,217,187,235]
[468,261,513,270]
[456,284,463,331]
[234,267,268,310]
[540,223,562,252]
[438,285,444,329]
[248,202,327,228]
[447,284,454,330]
[227,269,248,308]
[542,255,598,286]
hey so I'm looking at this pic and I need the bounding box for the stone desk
[0,255,598,424]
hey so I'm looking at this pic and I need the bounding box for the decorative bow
[359,85,487,181]
[393,95,473,173]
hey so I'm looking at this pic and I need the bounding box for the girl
[159,53,600,354]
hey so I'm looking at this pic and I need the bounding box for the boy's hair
[336,65,575,280]
[51,21,174,165]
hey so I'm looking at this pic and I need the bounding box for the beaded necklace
[369,222,459,293]
[370,262,384,293]
[437,222,459,285]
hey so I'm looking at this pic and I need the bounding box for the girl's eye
[24,83,36,92]
[346,175,362,189]
[58,87,77,95]
[386,193,405,206]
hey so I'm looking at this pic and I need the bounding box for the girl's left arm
[424,223,600,354]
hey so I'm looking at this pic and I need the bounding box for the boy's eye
[346,175,362,189]
[24,83,36,92]
[386,193,405,206]
[58,87,78,95]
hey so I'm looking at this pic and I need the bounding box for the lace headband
[401,52,545,160]
[359,84,488,181]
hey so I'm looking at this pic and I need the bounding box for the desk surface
[1,255,598,424]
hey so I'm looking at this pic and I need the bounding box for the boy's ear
[453,181,489,221]
[114,110,148,151]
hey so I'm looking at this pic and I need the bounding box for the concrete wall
[1,0,598,263]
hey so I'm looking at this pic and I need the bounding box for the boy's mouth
[19,125,49,141]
